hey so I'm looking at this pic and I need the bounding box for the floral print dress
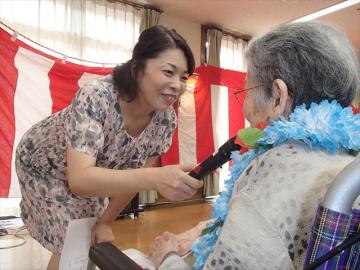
[15,75,176,253]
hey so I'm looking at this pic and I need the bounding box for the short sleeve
[148,108,177,157]
[64,82,108,157]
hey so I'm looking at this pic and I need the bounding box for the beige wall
[159,13,201,68]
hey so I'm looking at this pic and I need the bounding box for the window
[0,0,141,64]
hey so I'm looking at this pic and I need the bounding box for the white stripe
[211,85,229,150]
[77,72,105,88]
[9,47,55,197]
[178,86,197,165]
[211,85,230,192]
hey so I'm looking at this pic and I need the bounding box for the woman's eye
[181,76,189,82]
[163,70,173,76]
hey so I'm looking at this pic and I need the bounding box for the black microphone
[188,136,241,180]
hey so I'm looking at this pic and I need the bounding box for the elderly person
[148,21,360,270]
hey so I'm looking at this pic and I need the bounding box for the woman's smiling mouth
[162,94,177,105]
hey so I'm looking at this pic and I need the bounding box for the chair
[89,242,143,270]
[304,155,360,270]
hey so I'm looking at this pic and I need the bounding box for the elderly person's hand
[176,220,209,256]
[148,220,210,267]
[148,232,180,267]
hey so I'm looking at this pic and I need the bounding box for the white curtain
[206,28,222,67]
[0,0,141,64]
[220,34,247,72]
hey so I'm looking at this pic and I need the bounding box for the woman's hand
[148,232,180,267]
[91,222,114,246]
[154,164,203,201]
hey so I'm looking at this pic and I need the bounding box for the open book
[59,218,156,270]
[59,217,97,270]
[122,249,156,270]
[59,217,192,270]
[123,249,194,270]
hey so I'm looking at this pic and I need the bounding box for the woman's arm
[95,157,157,225]
[91,193,135,245]
[97,193,136,225]
[92,157,158,245]
[66,147,203,200]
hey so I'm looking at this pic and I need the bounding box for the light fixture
[292,0,360,22]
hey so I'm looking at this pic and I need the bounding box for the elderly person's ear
[271,79,292,119]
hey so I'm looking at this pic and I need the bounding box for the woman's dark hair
[113,25,195,102]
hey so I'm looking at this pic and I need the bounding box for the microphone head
[218,136,241,160]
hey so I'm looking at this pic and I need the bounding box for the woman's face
[242,76,275,127]
[136,48,189,112]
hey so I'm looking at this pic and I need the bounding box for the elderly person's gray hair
[246,21,360,110]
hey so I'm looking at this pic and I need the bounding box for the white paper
[123,248,156,270]
[59,217,97,270]
[0,217,23,229]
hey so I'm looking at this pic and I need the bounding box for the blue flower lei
[192,100,360,269]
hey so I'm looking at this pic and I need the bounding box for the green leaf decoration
[349,149,360,156]
[201,218,224,236]
[237,128,264,148]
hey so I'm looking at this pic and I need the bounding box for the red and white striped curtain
[0,24,247,198]
[0,24,113,198]
[161,65,246,178]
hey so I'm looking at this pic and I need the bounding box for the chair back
[304,155,360,270]
[322,155,360,214]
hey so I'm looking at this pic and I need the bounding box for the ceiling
[144,0,360,56]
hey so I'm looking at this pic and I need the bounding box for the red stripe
[49,63,85,113]
[48,62,111,114]
[194,66,215,163]
[161,66,246,166]
[0,29,19,197]
[0,26,114,197]
[202,65,246,91]
[194,66,246,163]
[228,87,245,137]
[228,86,245,166]
[204,65,246,137]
